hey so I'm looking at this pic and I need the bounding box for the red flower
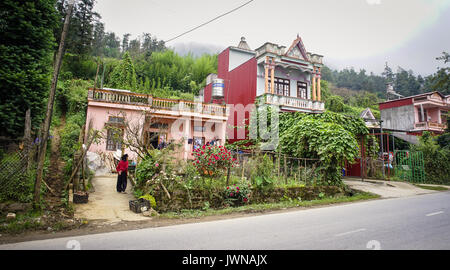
[227,187,229,190]
[243,198,248,202]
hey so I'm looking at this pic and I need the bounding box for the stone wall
[152,186,347,213]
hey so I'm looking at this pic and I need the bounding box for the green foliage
[280,111,368,184]
[134,50,217,95]
[135,154,161,189]
[139,194,157,208]
[108,52,137,90]
[0,0,58,137]
[248,154,275,191]
[223,183,251,206]
[326,95,344,112]
[192,145,236,177]
[412,132,450,184]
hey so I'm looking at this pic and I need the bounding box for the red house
[202,36,325,142]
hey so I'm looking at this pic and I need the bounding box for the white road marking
[426,211,444,217]
[334,228,366,237]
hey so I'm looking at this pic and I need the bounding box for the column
[270,58,275,95]
[183,117,191,160]
[264,56,269,93]
[317,67,321,101]
[312,67,316,101]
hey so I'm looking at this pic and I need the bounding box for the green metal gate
[394,150,425,183]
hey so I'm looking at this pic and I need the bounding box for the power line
[164,0,254,43]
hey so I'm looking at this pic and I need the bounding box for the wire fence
[229,149,322,186]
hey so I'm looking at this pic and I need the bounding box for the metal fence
[0,150,29,189]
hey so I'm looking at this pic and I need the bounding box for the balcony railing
[258,93,325,112]
[414,121,447,131]
[88,89,228,117]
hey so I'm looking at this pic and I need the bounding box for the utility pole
[34,0,76,206]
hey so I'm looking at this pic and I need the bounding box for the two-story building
[85,88,229,168]
[202,35,325,141]
[379,91,449,143]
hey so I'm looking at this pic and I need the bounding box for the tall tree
[108,51,137,90]
[122,33,131,53]
[0,0,58,137]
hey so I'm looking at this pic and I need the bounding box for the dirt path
[73,174,150,224]
[45,116,66,205]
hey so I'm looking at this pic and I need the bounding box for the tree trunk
[34,1,76,207]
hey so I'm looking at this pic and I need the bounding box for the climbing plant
[279,111,368,184]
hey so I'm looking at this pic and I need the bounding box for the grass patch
[158,192,380,219]
[414,184,448,191]
[0,210,43,234]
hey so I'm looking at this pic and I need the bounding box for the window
[108,116,125,124]
[106,128,123,151]
[194,126,205,132]
[149,122,169,129]
[297,82,307,99]
[268,77,290,96]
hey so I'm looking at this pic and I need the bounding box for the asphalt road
[1,191,449,250]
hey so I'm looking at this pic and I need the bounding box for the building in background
[202,35,325,142]
[379,91,449,144]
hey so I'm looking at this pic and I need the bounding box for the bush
[223,183,251,206]
[139,194,157,208]
[192,145,236,177]
[413,132,450,184]
[248,154,275,191]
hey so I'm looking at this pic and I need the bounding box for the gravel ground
[343,178,444,198]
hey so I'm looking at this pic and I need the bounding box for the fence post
[241,159,246,181]
[277,149,281,179]
[304,159,307,185]
[284,155,287,184]
[226,163,231,186]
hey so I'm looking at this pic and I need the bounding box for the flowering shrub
[193,145,236,176]
[223,183,251,206]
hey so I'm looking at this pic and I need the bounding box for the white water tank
[212,78,224,99]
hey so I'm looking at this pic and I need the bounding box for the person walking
[116,154,129,193]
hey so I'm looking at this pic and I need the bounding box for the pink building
[85,88,229,168]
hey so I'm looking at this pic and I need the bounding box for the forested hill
[321,58,449,99]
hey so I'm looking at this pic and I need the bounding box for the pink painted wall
[85,104,146,163]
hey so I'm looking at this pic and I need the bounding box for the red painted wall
[205,47,257,143]
[379,98,413,110]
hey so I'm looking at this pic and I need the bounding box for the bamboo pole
[34,0,76,206]
[65,129,98,191]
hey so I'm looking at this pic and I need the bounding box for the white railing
[88,89,228,117]
[414,121,447,131]
[259,93,325,111]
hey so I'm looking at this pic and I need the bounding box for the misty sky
[94,0,450,76]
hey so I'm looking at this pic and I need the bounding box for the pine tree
[108,51,137,90]
[0,0,58,137]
